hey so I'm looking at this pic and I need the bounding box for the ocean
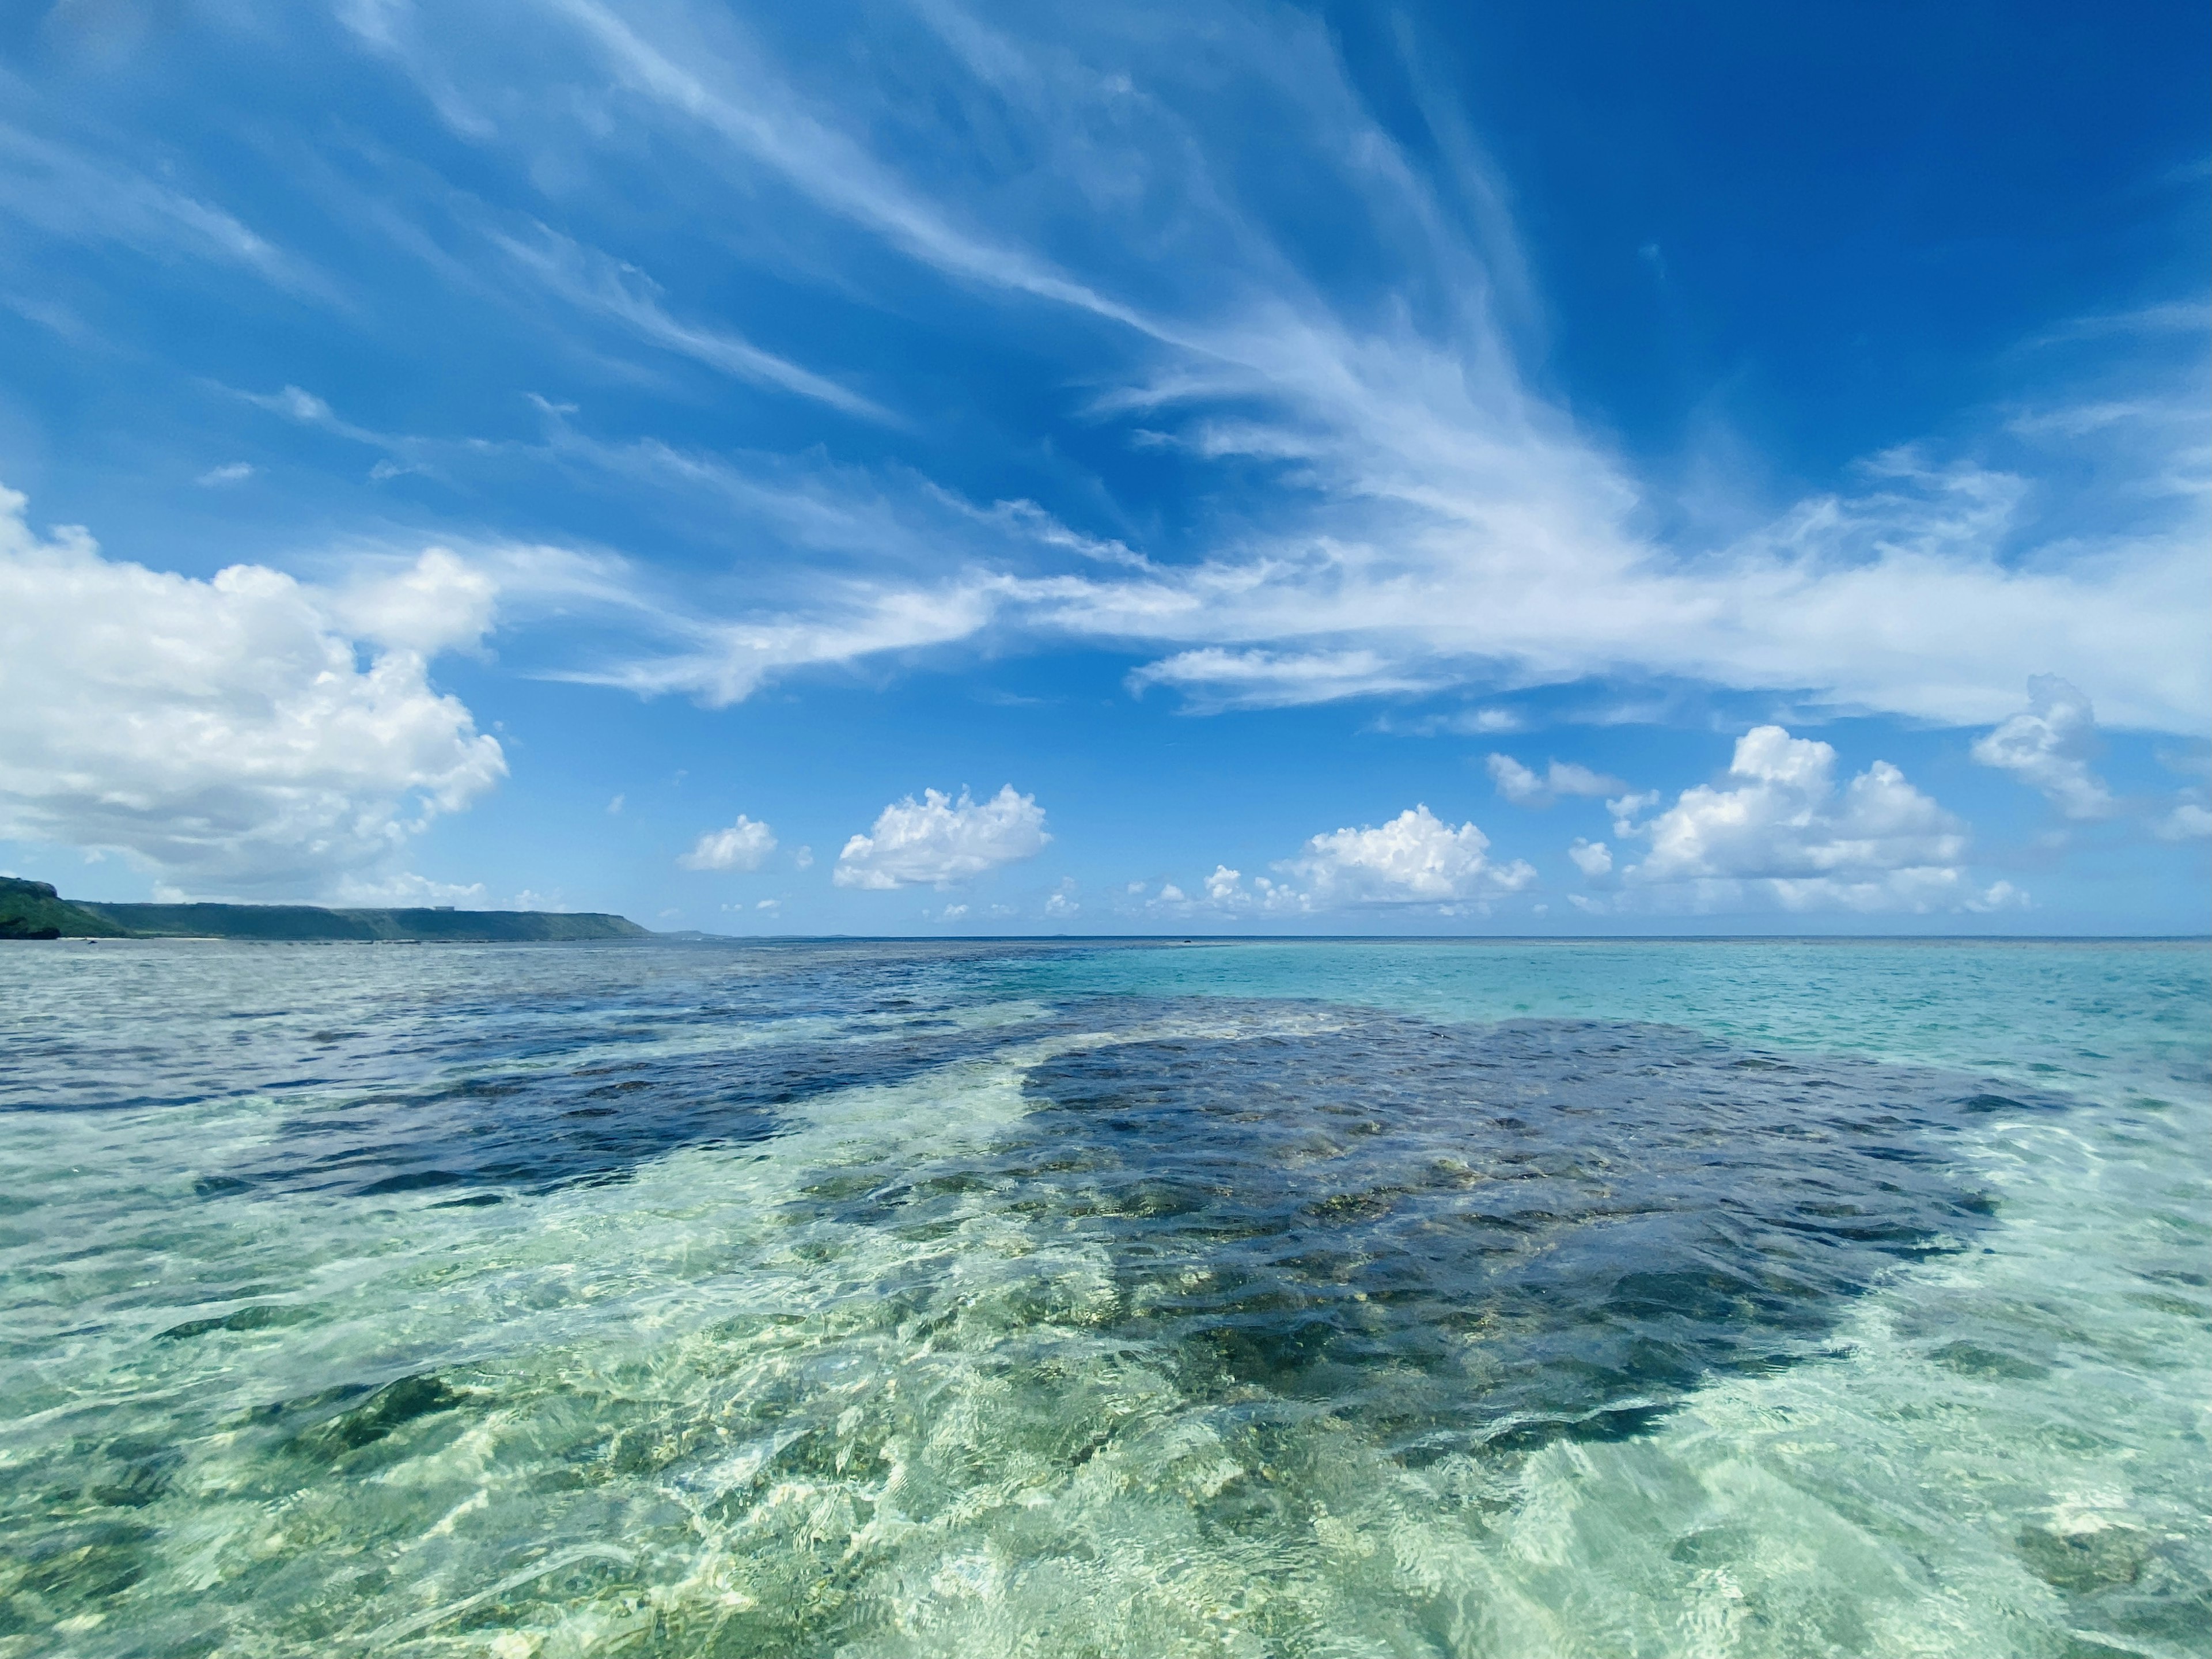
[2,937,2205,1658]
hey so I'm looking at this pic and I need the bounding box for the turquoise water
[1,938,2205,1657]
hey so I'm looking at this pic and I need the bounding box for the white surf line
[365,1543,637,1648]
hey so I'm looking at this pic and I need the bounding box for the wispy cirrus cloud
[18,0,2208,756]
[0,118,336,301]
[381,0,2201,733]
[490,225,894,422]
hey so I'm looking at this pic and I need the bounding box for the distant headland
[0,876,649,942]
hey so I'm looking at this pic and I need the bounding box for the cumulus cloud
[1567,838,1612,878]
[0,483,505,896]
[678,814,777,870]
[325,547,501,658]
[1619,725,2009,911]
[833,785,1048,888]
[1971,676,2115,819]
[1168,806,1535,918]
[1287,805,1535,904]
[2153,802,2212,840]
[1487,753,1624,808]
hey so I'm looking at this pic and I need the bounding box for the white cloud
[1607,790,1661,837]
[607,793,624,814]
[195,462,255,487]
[0,483,505,896]
[1043,878,1080,918]
[1288,805,1535,904]
[1568,838,1612,878]
[1374,707,1523,736]
[2153,802,2212,840]
[1127,647,1449,709]
[794,844,815,869]
[331,870,488,907]
[833,785,1048,889]
[1971,676,2115,819]
[678,814,777,871]
[490,224,891,421]
[756,897,781,911]
[1620,726,2006,912]
[325,547,500,658]
[0,120,329,297]
[1487,753,1625,807]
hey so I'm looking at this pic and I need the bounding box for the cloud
[0,120,328,297]
[1287,805,1535,904]
[678,814,777,870]
[1607,790,1661,836]
[2153,802,2212,840]
[324,547,501,657]
[1567,838,1612,878]
[1043,877,1080,918]
[490,224,892,421]
[1374,707,1523,736]
[1619,725,2007,912]
[331,869,489,906]
[1971,676,2115,819]
[14,0,2203,797]
[833,785,1048,888]
[0,483,504,896]
[208,5,2204,737]
[1127,647,1452,710]
[499,5,2206,733]
[1487,753,1625,807]
[546,0,1149,330]
[195,462,255,487]
[579,575,1003,707]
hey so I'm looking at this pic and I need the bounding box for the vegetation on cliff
[0,878,132,939]
[1,877,648,941]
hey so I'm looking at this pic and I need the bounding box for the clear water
[1,938,2205,1658]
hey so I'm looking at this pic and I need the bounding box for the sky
[0,0,2206,936]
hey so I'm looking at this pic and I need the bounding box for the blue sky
[0,0,2205,934]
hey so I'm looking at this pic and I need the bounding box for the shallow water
[1,937,2205,1657]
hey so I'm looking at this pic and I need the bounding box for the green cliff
[1,877,649,942]
[0,878,132,939]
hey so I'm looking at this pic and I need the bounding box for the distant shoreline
[0,878,647,942]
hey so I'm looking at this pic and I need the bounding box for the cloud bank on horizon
[0,0,2205,930]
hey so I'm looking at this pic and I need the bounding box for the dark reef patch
[825,1012,2072,1461]
[211,955,1083,1197]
